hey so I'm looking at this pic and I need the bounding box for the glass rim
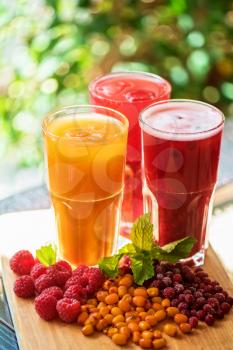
[88,71,172,103]
[139,99,225,137]
[42,104,129,139]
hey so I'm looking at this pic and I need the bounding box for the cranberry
[178,302,188,311]
[173,274,182,283]
[163,287,175,299]
[226,296,233,306]
[203,304,212,313]
[189,316,198,328]
[171,298,179,307]
[162,276,172,287]
[175,284,184,295]
[196,310,206,320]
[178,293,186,302]
[185,294,194,305]
[221,302,231,314]
[205,314,215,326]
[215,293,225,303]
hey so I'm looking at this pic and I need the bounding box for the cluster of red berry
[10,250,105,322]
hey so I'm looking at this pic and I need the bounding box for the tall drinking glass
[42,105,128,266]
[140,100,224,265]
[89,72,171,235]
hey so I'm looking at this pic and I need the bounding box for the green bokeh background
[0,0,232,170]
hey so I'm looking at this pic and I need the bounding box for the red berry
[214,293,225,303]
[64,285,87,303]
[14,275,35,298]
[30,263,47,281]
[163,287,175,299]
[55,260,72,274]
[189,316,198,328]
[72,264,89,277]
[35,274,56,294]
[196,310,206,320]
[10,250,35,275]
[87,267,105,290]
[35,294,57,321]
[46,266,71,288]
[205,314,215,326]
[173,274,182,283]
[226,296,233,306]
[56,298,81,323]
[65,275,88,290]
[41,286,63,300]
[220,302,231,314]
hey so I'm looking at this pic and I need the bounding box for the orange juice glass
[42,105,128,266]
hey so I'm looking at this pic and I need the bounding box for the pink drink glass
[139,99,224,265]
[89,72,171,235]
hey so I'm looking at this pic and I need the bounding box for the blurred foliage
[0,0,233,169]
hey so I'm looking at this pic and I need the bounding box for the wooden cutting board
[1,246,233,350]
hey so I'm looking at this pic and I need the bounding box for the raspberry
[220,302,231,314]
[35,294,57,321]
[65,275,88,290]
[64,285,87,303]
[87,267,105,290]
[189,316,198,328]
[56,298,81,323]
[35,274,56,294]
[205,314,215,326]
[41,286,64,300]
[46,266,71,288]
[10,250,35,275]
[30,263,47,281]
[55,260,72,274]
[72,264,89,277]
[163,287,175,299]
[14,275,35,298]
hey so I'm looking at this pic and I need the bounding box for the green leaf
[131,253,154,285]
[130,213,153,251]
[36,243,57,266]
[98,254,122,278]
[151,236,196,263]
[119,243,136,255]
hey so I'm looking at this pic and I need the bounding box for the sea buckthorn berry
[164,324,177,337]
[132,331,141,343]
[128,287,135,296]
[109,286,118,294]
[118,286,127,297]
[119,274,133,288]
[153,338,166,349]
[116,322,127,328]
[112,314,125,325]
[134,287,148,298]
[104,313,114,324]
[161,298,170,308]
[139,321,150,331]
[112,333,128,346]
[153,330,162,339]
[152,303,164,311]
[81,305,88,312]
[166,307,179,317]
[155,310,166,322]
[174,313,188,324]
[85,316,97,326]
[145,315,157,326]
[96,319,108,331]
[105,293,119,305]
[179,322,192,333]
[133,296,146,307]
[139,338,152,348]
[122,294,132,303]
[77,312,89,326]
[87,298,97,306]
[147,288,159,297]
[119,326,131,338]
[142,331,154,340]
[107,327,118,337]
[139,312,148,320]
[99,306,109,317]
[128,321,140,332]
[82,324,94,336]
[118,299,131,312]
[147,308,155,315]
[126,316,140,323]
[111,307,122,316]
[136,307,145,313]
[103,280,113,290]
[96,291,108,302]
[152,297,162,304]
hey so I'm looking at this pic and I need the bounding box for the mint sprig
[36,243,57,266]
[98,213,196,285]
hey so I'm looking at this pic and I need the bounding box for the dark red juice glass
[89,72,171,235]
[140,100,224,265]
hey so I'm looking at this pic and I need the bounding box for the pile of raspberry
[10,250,105,322]
[149,261,233,327]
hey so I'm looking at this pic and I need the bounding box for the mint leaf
[36,243,57,266]
[130,213,153,251]
[131,253,154,285]
[151,236,196,263]
[98,254,122,278]
[119,243,136,255]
